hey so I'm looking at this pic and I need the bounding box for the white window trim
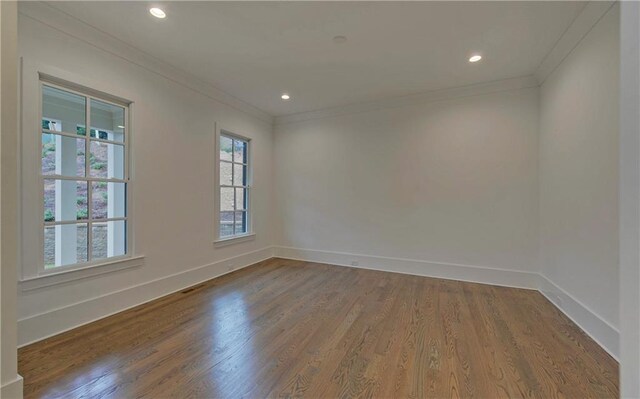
[38,80,131,272]
[20,255,145,292]
[213,123,254,246]
[19,61,143,287]
[213,232,256,247]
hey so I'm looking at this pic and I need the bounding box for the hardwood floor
[19,258,618,398]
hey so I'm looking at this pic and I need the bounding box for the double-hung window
[41,82,129,269]
[217,132,251,240]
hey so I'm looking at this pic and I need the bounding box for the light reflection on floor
[41,360,118,399]
[202,289,256,396]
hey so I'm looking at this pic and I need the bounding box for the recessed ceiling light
[281,94,291,100]
[149,7,166,19]
[333,35,347,44]
[469,54,482,63]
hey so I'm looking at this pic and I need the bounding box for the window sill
[19,255,145,292]
[213,233,256,247]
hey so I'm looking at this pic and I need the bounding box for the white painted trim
[274,76,539,126]
[17,246,274,347]
[271,1,614,125]
[214,233,256,247]
[619,1,640,396]
[34,76,134,276]
[534,1,616,85]
[274,246,619,361]
[19,255,145,292]
[16,0,614,128]
[17,1,273,125]
[538,274,619,361]
[214,124,254,241]
[0,375,23,399]
[20,59,141,281]
[275,246,539,290]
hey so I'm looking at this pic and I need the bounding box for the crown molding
[20,1,614,128]
[274,75,539,126]
[534,1,616,85]
[18,1,274,125]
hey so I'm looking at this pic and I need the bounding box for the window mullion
[233,184,237,235]
[45,175,127,183]
[231,139,235,238]
[86,96,93,262]
[45,217,127,226]
[221,184,248,188]
[42,128,79,138]
[231,138,235,164]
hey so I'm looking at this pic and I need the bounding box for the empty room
[1,1,640,398]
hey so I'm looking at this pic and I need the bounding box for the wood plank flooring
[19,258,619,398]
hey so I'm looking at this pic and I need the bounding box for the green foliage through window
[42,143,55,158]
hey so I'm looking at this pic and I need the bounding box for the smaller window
[218,132,251,239]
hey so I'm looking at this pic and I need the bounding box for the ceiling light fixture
[469,54,482,63]
[149,7,166,19]
[117,125,125,129]
[281,94,291,100]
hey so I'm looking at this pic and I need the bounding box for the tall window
[218,132,250,239]
[41,83,129,269]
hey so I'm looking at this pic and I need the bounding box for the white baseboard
[18,245,619,365]
[18,246,275,347]
[275,246,539,289]
[275,246,619,361]
[538,274,619,360]
[1,375,23,399]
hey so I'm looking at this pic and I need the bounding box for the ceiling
[46,1,586,117]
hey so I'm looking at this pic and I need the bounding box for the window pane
[234,211,247,235]
[42,118,62,132]
[42,133,85,177]
[44,223,89,268]
[92,182,126,219]
[235,188,246,210]
[220,135,233,161]
[234,140,246,164]
[92,220,126,261]
[233,163,246,186]
[90,128,112,141]
[44,179,88,222]
[90,99,125,142]
[220,211,234,237]
[221,187,234,211]
[42,85,85,135]
[220,161,232,185]
[90,141,124,179]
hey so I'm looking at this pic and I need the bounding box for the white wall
[275,86,540,275]
[539,3,619,344]
[16,7,275,345]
